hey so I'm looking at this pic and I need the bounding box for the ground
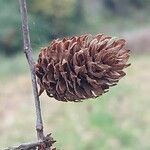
[0,54,150,150]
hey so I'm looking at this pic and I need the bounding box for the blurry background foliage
[1,0,150,56]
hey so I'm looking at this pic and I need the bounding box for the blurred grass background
[0,0,150,150]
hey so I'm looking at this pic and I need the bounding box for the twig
[3,1,57,149]
[4,141,43,150]
[19,0,44,140]
[4,134,56,150]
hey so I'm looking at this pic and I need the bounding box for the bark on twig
[4,134,56,150]
[4,1,57,149]
[19,0,44,140]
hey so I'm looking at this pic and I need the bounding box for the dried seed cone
[35,34,130,102]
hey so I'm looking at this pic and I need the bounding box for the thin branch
[4,134,56,150]
[3,1,57,149]
[4,141,43,150]
[19,0,44,140]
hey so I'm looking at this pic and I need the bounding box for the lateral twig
[4,134,56,150]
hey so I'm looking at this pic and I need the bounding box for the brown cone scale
[35,34,131,102]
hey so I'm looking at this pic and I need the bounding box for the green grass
[0,52,39,81]
[0,54,28,80]
[0,54,150,150]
